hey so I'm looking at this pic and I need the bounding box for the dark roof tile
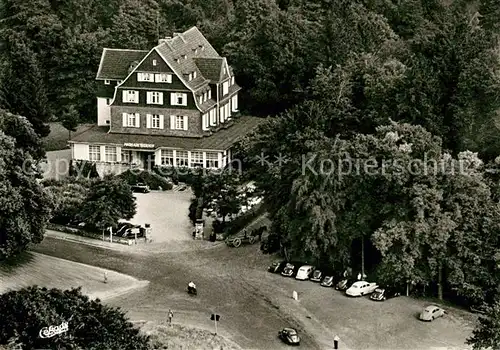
[69,116,266,151]
[96,49,149,80]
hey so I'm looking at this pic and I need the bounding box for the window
[199,96,203,104]
[170,93,187,106]
[104,80,110,85]
[89,145,101,161]
[188,73,193,81]
[122,113,139,127]
[105,146,117,162]
[191,151,203,168]
[231,76,235,85]
[193,71,197,79]
[208,89,211,99]
[222,81,229,95]
[206,152,219,168]
[122,90,138,103]
[137,72,153,82]
[203,92,207,102]
[223,66,227,75]
[152,59,157,66]
[155,73,172,83]
[147,114,163,129]
[121,150,132,163]
[147,91,163,104]
[220,106,225,123]
[176,150,188,167]
[170,115,187,130]
[161,150,174,166]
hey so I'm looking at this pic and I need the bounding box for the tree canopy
[0,286,150,349]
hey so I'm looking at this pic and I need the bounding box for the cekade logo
[39,321,69,338]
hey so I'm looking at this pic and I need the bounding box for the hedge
[117,170,173,190]
[46,223,133,245]
[217,202,267,237]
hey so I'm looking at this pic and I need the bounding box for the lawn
[141,322,241,350]
[0,251,149,301]
[43,122,94,152]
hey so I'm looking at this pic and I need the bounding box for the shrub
[117,170,173,190]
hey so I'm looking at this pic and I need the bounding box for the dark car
[281,262,302,277]
[268,261,287,273]
[278,328,300,345]
[335,278,354,291]
[310,269,323,282]
[370,286,401,301]
[131,183,150,193]
[115,222,142,238]
[320,275,336,287]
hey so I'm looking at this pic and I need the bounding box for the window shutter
[202,114,207,131]
[159,115,164,129]
[122,113,127,127]
[183,116,188,130]
[159,92,163,105]
[182,94,187,106]
[170,115,175,129]
[133,91,138,103]
[146,114,152,128]
[167,74,172,83]
[122,91,127,102]
[170,93,176,105]
[135,113,140,127]
[146,92,151,104]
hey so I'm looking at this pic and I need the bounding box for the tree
[191,170,244,223]
[80,176,137,230]
[0,286,150,349]
[0,109,45,160]
[0,115,52,260]
[467,300,500,350]
[61,105,79,140]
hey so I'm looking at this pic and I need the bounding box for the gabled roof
[155,27,221,90]
[96,49,149,80]
[193,58,224,83]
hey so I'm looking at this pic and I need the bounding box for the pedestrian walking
[357,272,361,280]
[168,309,173,326]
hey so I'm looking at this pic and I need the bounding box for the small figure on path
[168,309,173,326]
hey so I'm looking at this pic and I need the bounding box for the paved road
[33,237,321,349]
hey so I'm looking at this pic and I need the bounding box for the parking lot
[129,190,193,243]
[209,244,476,350]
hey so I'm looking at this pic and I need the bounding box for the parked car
[370,286,402,301]
[268,261,288,273]
[335,278,354,291]
[281,262,302,277]
[419,305,445,321]
[296,265,315,280]
[320,275,335,287]
[278,328,300,345]
[131,183,150,193]
[346,281,379,297]
[310,269,324,282]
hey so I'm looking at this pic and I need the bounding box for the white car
[295,265,315,280]
[345,281,379,296]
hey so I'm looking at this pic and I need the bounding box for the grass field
[141,322,241,350]
[0,251,149,301]
[43,122,94,151]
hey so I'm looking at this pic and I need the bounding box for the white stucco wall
[72,143,89,160]
[97,97,111,126]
